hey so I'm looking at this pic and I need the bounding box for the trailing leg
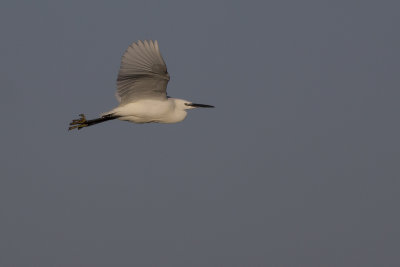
[68,114,118,130]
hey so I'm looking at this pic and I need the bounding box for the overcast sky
[1,1,399,266]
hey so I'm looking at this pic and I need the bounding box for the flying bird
[69,40,214,130]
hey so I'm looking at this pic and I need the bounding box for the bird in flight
[69,40,214,130]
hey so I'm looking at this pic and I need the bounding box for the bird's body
[69,40,213,130]
[105,98,190,124]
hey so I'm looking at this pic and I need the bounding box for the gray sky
[1,1,399,266]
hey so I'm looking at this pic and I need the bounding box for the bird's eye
[184,103,190,106]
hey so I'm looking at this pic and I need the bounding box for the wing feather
[116,40,170,104]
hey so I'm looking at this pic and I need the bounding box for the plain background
[1,1,399,266]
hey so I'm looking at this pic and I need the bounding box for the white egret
[69,40,214,130]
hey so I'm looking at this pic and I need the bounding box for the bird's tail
[68,114,118,131]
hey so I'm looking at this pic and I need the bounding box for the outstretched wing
[116,40,170,104]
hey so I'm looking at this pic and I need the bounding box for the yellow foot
[68,114,89,130]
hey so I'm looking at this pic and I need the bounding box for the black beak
[185,103,215,108]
